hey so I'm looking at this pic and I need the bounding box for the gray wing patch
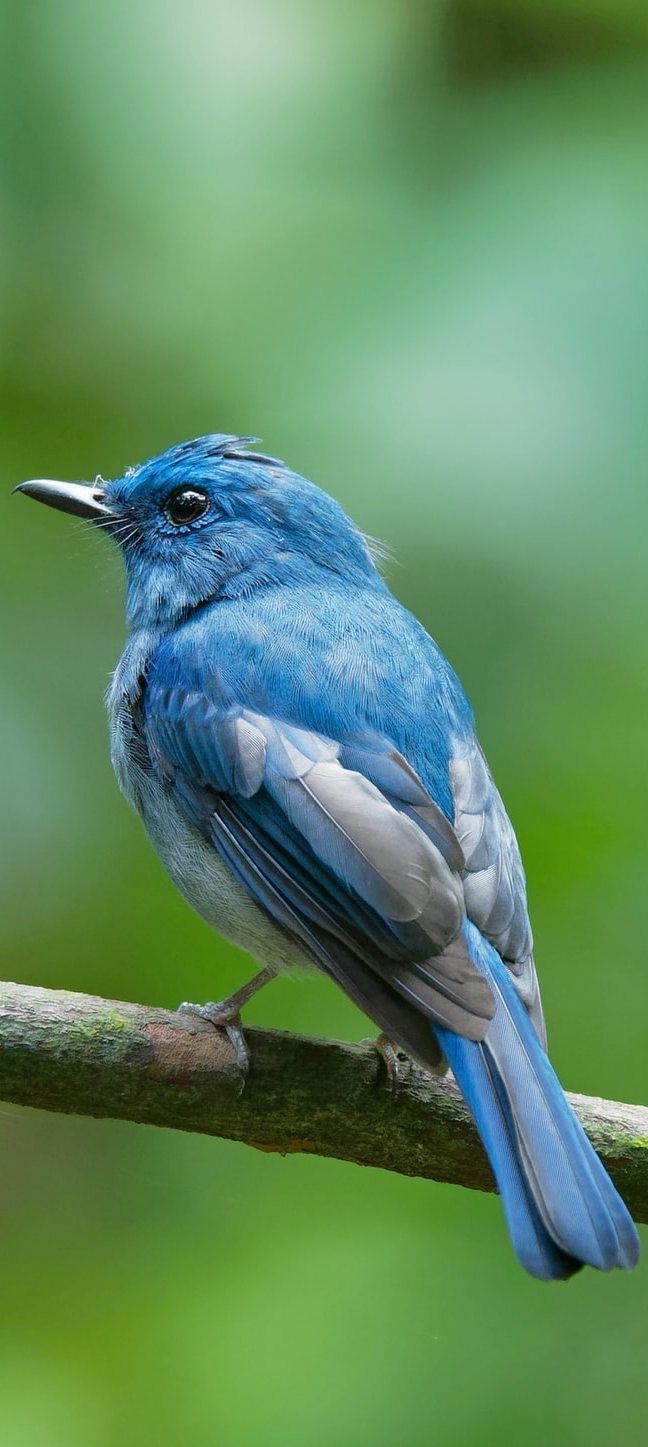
[450,735,546,1047]
[338,740,465,872]
[257,718,494,1037]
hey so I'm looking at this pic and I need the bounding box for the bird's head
[15,435,382,629]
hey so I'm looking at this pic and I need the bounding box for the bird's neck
[124,550,385,632]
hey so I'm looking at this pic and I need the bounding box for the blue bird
[16,435,640,1280]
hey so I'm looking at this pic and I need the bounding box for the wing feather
[450,735,545,1045]
[144,680,495,1041]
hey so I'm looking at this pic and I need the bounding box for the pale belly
[122,746,310,977]
[108,641,311,980]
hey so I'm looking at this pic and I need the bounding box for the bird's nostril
[92,475,107,501]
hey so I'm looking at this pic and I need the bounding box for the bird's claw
[362,1032,408,1098]
[178,1000,250,1089]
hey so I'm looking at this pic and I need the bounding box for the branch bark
[0,979,646,1222]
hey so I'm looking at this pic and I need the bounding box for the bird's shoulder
[145,582,472,812]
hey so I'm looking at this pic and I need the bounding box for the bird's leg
[178,965,276,1082]
[362,1032,409,1097]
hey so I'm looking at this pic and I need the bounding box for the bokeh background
[2,1,648,1443]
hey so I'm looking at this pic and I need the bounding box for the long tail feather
[436,924,640,1280]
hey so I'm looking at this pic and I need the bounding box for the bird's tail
[436,925,640,1280]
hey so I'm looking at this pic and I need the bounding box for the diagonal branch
[0,979,646,1223]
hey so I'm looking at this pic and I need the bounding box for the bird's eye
[165,487,209,526]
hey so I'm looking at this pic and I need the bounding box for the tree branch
[0,979,646,1222]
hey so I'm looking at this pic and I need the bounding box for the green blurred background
[2,1,648,1442]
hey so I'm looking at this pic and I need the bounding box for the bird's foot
[178,1000,250,1087]
[362,1032,409,1098]
[178,965,276,1091]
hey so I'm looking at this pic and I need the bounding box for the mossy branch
[0,979,646,1222]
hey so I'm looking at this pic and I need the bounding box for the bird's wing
[143,679,495,1049]
[450,735,546,1045]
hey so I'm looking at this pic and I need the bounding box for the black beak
[13,478,113,520]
